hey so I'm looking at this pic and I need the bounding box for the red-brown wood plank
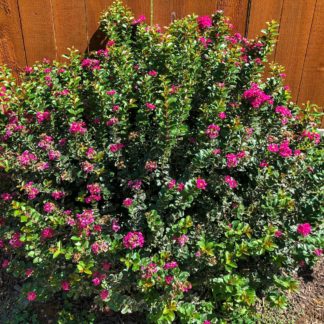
[18,0,57,64]
[217,0,249,34]
[274,0,316,101]
[0,0,26,73]
[125,0,151,24]
[153,0,217,28]
[52,0,88,58]
[297,0,324,127]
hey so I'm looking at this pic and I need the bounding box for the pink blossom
[123,198,133,208]
[212,148,222,155]
[9,232,23,248]
[176,234,189,247]
[163,261,178,270]
[24,182,40,200]
[302,130,320,144]
[274,230,283,238]
[148,70,158,77]
[1,193,12,201]
[123,231,145,250]
[106,90,116,96]
[243,83,273,108]
[177,183,185,192]
[87,183,101,195]
[48,150,61,161]
[141,263,158,279]
[112,219,121,232]
[86,147,96,159]
[199,37,212,48]
[132,15,146,25]
[297,223,312,237]
[69,121,87,135]
[25,66,33,74]
[27,291,37,301]
[113,105,120,112]
[128,179,142,190]
[196,178,207,190]
[168,179,176,189]
[275,105,292,118]
[203,321,211,324]
[36,111,51,124]
[100,289,109,300]
[51,191,65,200]
[61,281,70,291]
[2,259,10,268]
[259,160,269,168]
[165,275,174,285]
[81,58,100,70]
[145,160,157,172]
[226,153,238,168]
[37,162,49,171]
[218,112,227,119]
[197,16,212,29]
[224,175,238,189]
[294,149,302,156]
[279,140,292,158]
[77,210,95,228]
[106,117,119,126]
[41,227,54,239]
[102,262,112,272]
[267,144,279,152]
[91,242,100,255]
[314,249,323,256]
[109,143,124,153]
[18,150,37,166]
[146,102,156,110]
[92,277,101,286]
[82,161,94,173]
[205,124,220,139]
[43,202,55,213]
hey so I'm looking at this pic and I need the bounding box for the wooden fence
[0,0,323,125]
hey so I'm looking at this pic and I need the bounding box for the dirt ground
[1,258,323,323]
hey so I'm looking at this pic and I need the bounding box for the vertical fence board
[0,0,26,73]
[297,0,324,127]
[18,0,56,64]
[217,0,249,34]
[274,0,316,101]
[153,0,217,28]
[52,0,88,58]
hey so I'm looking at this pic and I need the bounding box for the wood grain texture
[217,0,249,34]
[125,0,151,23]
[153,0,217,28]
[18,0,56,64]
[247,0,283,38]
[274,0,316,101]
[52,0,88,58]
[297,0,324,127]
[0,0,26,72]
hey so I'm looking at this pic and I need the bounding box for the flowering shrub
[0,1,323,322]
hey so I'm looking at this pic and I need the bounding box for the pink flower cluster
[242,83,273,108]
[9,232,24,249]
[196,178,207,190]
[81,58,100,70]
[146,102,156,110]
[224,175,238,189]
[51,191,65,200]
[141,262,158,279]
[226,151,246,168]
[128,179,142,190]
[302,130,320,144]
[199,37,212,48]
[123,198,133,207]
[43,202,55,213]
[205,124,220,139]
[23,182,40,200]
[132,15,146,25]
[297,223,312,237]
[197,16,212,29]
[77,209,95,229]
[36,111,51,124]
[123,231,144,250]
[109,143,124,153]
[41,227,55,239]
[18,150,37,166]
[168,179,185,192]
[85,183,102,204]
[267,140,293,158]
[69,121,87,135]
